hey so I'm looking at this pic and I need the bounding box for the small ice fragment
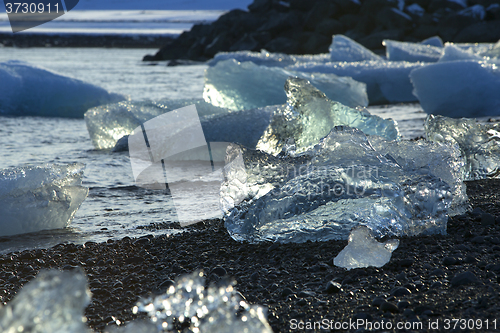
[203,59,368,110]
[329,35,383,62]
[0,269,91,333]
[0,163,88,236]
[0,60,125,118]
[256,77,399,155]
[421,36,444,47]
[410,58,500,117]
[425,114,500,180]
[438,44,483,62]
[334,226,399,269]
[384,39,442,62]
[132,271,273,333]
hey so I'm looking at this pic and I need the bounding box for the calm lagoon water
[0,47,428,253]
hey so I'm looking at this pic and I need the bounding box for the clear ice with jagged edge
[0,270,272,333]
[221,125,464,243]
[0,269,92,333]
[256,77,399,155]
[425,114,500,180]
[334,226,400,270]
[0,163,88,236]
[203,59,368,110]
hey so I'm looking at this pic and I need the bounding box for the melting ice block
[425,114,500,180]
[334,226,399,270]
[410,59,500,117]
[0,60,125,118]
[0,163,88,236]
[329,35,383,62]
[203,59,368,110]
[256,77,399,155]
[130,271,273,333]
[85,98,272,151]
[0,269,91,333]
[222,126,454,243]
[288,60,426,105]
[383,39,442,62]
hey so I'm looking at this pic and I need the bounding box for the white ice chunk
[203,59,368,110]
[289,60,426,104]
[425,114,500,180]
[410,59,500,117]
[256,77,399,155]
[421,36,444,47]
[0,60,125,118]
[334,226,399,269]
[0,163,88,236]
[329,35,383,62]
[384,39,442,62]
[131,271,273,333]
[482,40,500,58]
[438,44,484,62]
[0,269,91,333]
[222,126,454,243]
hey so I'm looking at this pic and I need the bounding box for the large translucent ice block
[85,98,272,152]
[334,226,399,270]
[329,35,383,62]
[288,60,426,105]
[0,163,88,236]
[203,59,368,110]
[383,39,442,62]
[222,126,454,243]
[256,77,399,155]
[130,271,273,333]
[410,59,500,117]
[0,269,91,333]
[0,60,125,118]
[425,114,500,180]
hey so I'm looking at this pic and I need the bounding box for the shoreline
[0,179,499,332]
[0,33,174,48]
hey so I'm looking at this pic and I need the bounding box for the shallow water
[0,47,429,253]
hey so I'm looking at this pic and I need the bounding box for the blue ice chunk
[0,60,125,118]
[203,59,368,110]
[329,35,383,62]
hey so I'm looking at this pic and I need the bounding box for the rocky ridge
[144,0,500,61]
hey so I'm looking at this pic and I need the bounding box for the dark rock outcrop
[144,0,500,62]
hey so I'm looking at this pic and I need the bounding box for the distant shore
[0,33,174,48]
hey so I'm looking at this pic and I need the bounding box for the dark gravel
[0,179,499,332]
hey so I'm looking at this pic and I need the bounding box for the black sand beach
[0,179,498,332]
